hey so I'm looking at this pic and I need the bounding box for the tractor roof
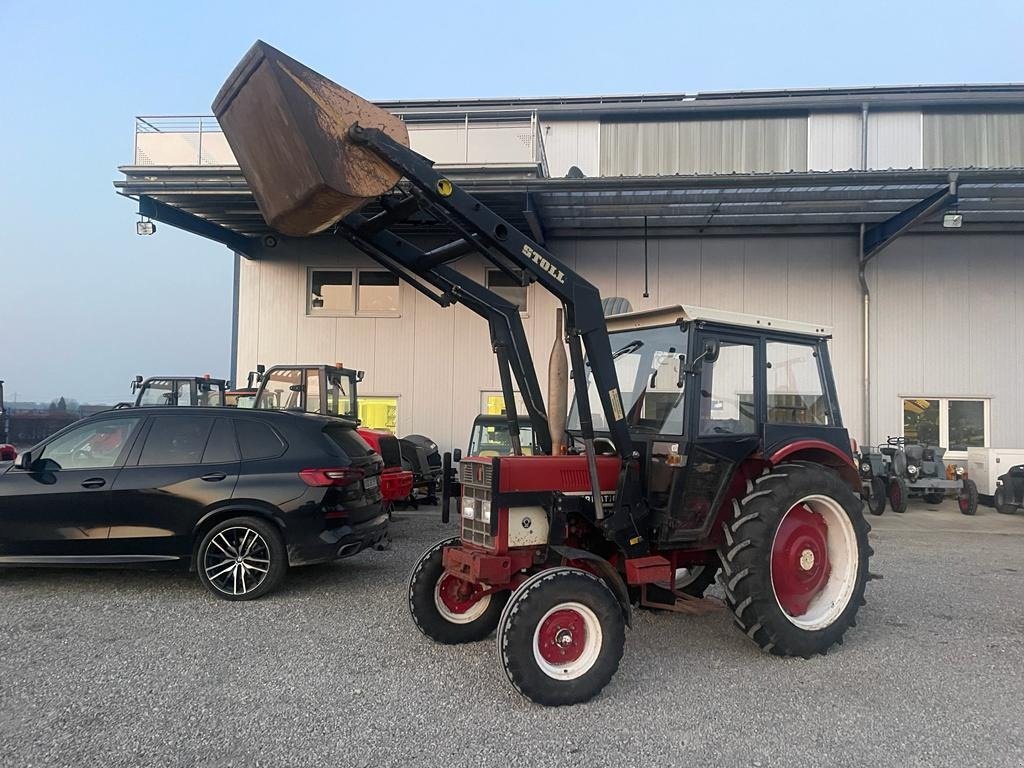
[605,304,832,338]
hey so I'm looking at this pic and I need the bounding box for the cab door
[665,333,762,543]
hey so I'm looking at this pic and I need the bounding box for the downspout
[858,224,870,449]
[230,252,240,386]
[859,102,870,448]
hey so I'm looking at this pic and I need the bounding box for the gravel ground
[1,501,1022,768]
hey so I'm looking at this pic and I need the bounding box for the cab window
[766,341,831,425]
[698,341,756,436]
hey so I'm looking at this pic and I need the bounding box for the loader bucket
[212,41,410,236]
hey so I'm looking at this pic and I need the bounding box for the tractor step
[624,555,672,585]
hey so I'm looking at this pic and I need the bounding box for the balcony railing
[131,111,549,176]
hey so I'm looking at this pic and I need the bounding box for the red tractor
[244,363,414,512]
[214,41,873,706]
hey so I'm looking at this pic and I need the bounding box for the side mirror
[685,340,721,374]
[14,451,33,471]
[453,448,462,463]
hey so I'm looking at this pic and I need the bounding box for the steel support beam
[138,196,259,258]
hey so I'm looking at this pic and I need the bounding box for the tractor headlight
[861,462,871,474]
[955,465,965,477]
[907,465,919,475]
[462,498,476,519]
[480,498,491,523]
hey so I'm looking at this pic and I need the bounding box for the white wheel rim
[770,494,858,631]
[674,566,706,589]
[532,601,603,680]
[433,576,491,625]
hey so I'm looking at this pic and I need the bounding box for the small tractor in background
[213,41,875,706]
[127,374,228,407]
[870,436,978,515]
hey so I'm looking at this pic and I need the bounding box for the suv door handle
[81,478,106,489]
[200,472,227,482]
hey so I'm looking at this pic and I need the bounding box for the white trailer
[967,447,1024,498]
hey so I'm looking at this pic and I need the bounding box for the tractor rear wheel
[717,462,871,658]
[675,563,719,597]
[408,537,508,644]
[888,477,909,513]
[496,567,625,706]
[867,476,886,516]
[958,479,979,516]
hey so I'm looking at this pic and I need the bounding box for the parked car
[0,407,388,599]
[994,464,1024,515]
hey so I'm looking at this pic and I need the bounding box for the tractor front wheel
[958,479,979,516]
[717,462,871,658]
[496,567,625,706]
[888,477,909,513]
[408,537,508,644]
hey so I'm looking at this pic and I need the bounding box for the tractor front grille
[460,460,495,548]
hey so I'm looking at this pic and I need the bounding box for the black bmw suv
[0,407,388,599]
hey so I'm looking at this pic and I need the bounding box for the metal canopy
[116,166,1024,243]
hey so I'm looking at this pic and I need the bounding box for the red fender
[769,439,860,491]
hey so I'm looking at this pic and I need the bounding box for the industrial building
[116,83,1024,457]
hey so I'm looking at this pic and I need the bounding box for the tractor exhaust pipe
[547,308,568,455]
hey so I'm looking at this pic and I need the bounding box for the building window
[359,396,398,432]
[308,269,400,316]
[485,269,528,313]
[902,397,988,456]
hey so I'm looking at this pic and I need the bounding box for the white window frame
[484,268,529,316]
[900,396,990,460]
[307,267,402,318]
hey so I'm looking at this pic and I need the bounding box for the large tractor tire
[866,476,887,516]
[496,567,625,706]
[958,479,979,516]
[408,537,508,644]
[717,462,871,659]
[888,477,909,513]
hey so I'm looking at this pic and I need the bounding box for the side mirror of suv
[14,450,33,471]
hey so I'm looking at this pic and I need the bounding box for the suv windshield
[568,324,688,435]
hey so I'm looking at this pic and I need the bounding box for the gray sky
[1,0,1021,403]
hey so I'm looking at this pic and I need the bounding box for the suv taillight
[300,467,365,487]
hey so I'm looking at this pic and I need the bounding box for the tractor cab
[251,363,361,419]
[132,375,227,407]
[467,414,538,457]
[567,304,853,543]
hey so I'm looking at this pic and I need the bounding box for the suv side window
[202,418,240,464]
[37,417,142,470]
[235,419,287,461]
[139,416,215,466]
[766,341,831,425]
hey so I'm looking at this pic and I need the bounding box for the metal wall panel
[235,233,1023,453]
[807,113,862,171]
[540,120,601,178]
[868,233,1024,448]
[923,111,1024,168]
[600,117,808,176]
[867,111,922,169]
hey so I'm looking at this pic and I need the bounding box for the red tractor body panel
[494,454,622,494]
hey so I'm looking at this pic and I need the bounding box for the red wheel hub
[771,503,832,617]
[536,609,587,664]
[436,574,485,614]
